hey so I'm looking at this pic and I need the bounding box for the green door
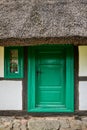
[36,52,66,108]
[28,45,74,112]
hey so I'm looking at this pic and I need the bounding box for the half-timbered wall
[79,46,87,110]
[0,80,22,110]
[0,47,22,110]
[0,46,87,111]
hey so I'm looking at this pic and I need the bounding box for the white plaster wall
[79,81,87,110]
[0,47,4,77]
[0,81,22,110]
[79,46,87,76]
[79,46,87,110]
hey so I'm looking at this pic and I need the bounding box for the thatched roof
[0,0,87,45]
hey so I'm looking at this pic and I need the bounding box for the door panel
[36,52,65,108]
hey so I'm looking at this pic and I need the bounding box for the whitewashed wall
[0,47,4,77]
[0,81,22,110]
[79,46,87,110]
[79,82,87,110]
[0,46,87,110]
[0,47,22,110]
[79,46,87,76]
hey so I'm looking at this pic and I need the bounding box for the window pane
[10,50,18,73]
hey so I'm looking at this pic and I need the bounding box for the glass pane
[10,50,18,73]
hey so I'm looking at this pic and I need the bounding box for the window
[28,45,74,112]
[4,47,24,78]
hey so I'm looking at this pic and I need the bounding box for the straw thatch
[0,0,87,45]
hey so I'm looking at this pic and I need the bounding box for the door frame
[27,45,74,112]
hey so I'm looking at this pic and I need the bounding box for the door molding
[28,45,74,112]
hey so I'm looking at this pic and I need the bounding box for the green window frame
[28,45,74,112]
[4,47,24,78]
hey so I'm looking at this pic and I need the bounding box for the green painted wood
[66,46,74,111]
[28,45,74,112]
[4,47,24,78]
[36,52,65,108]
[28,47,36,111]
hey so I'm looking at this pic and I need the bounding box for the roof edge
[0,36,87,46]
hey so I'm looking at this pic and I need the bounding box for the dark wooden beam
[74,46,79,111]
[79,77,87,81]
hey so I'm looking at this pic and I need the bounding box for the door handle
[36,70,42,74]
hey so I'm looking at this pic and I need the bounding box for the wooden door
[28,45,74,112]
[36,51,66,108]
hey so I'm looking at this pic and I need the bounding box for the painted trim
[4,47,24,78]
[66,46,74,112]
[28,45,74,112]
